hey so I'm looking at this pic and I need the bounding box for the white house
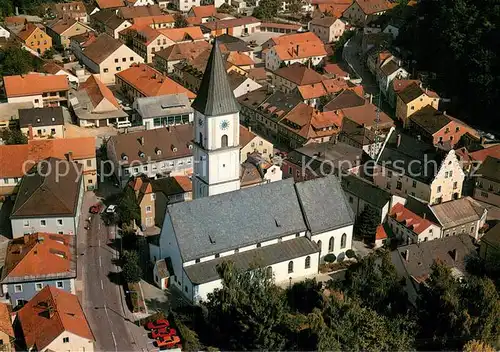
[77,33,144,84]
[228,71,262,98]
[133,94,194,130]
[265,42,327,71]
[149,42,355,303]
[10,158,84,238]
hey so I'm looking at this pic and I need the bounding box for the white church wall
[157,214,185,289]
[311,225,354,262]
[188,250,320,304]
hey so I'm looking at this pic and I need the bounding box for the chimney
[248,126,252,132]
[66,151,73,161]
[397,134,401,147]
[28,124,34,140]
[422,212,426,219]
[425,87,428,94]
[369,94,373,104]
[296,44,299,56]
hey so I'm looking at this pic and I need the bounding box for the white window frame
[14,284,23,293]
[35,283,43,291]
[57,219,63,226]
[56,281,64,289]
[23,220,29,227]
[146,205,152,213]
[40,219,46,227]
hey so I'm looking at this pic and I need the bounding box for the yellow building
[239,125,273,162]
[395,82,440,127]
[16,23,52,54]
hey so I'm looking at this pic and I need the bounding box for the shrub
[324,253,336,263]
[345,249,356,259]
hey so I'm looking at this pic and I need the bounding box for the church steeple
[191,38,240,116]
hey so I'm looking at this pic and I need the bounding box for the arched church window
[328,237,334,252]
[341,233,347,249]
[221,134,228,147]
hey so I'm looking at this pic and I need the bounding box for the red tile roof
[392,79,421,93]
[16,23,40,41]
[132,14,174,27]
[341,102,393,128]
[2,233,73,281]
[116,63,195,99]
[355,0,394,15]
[226,51,255,66]
[268,31,322,47]
[96,0,124,9]
[18,286,94,350]
[190,5,216,18]
[280,103,341,140]
[274,62,324,85]
[239,125,257,147]
[375,224,387,240]
[158,26,204,42]
[274,42,327,61]
[0,137,96,178]
[323,63,349,77]
[390,203,435,235]
[4,74,69,98]
[469,145,500,163]
[0,303,14,338]
[174,175,192,192]
[80,75,120,109]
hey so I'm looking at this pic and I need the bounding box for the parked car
[151,327,177,339]
[155,335,181,349]
[89,203,103,214]
[146,319,170,330]
[106,204,117,213]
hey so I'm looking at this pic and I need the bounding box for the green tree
[324,253,336,263]
[121,250,142,283]
[252,0,280,20]
[117,186,140,226]
[356,205,379,240]
[417,263,500,350]
[203,261,288,350]
[463,340,496,352]
[217,3,235,14]
[174,13,188,28]
[334,252,409,316]
[286,278,323,314]
[0,45,39,76]
[1,128,28,145]
[287,0,303,14]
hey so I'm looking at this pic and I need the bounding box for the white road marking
[98,239,101,247]
[104,304,118,352]
[99,256,102,267]
[100,279,104,290]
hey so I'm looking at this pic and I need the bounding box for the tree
[286,278,323,314]
[203,261,289,350]
[117,186,140,226]
[287,0,303,14]
[217,3,234,14]
[345,249,356,259]
[324,253,336,263]
[252,0,280,20]
[463,340,496,352]
[121,250,142,283]
[334,252,409,316]
[174,13,188,28]
[1,128,28,145]
[417,263,500,350]
[356,205,379,240]
[0,45,40,76]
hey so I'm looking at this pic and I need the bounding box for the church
[150,41,355,303]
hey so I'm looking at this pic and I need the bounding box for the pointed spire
[191,37,239,117]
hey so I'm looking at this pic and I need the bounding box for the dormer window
[155,147,162,155]
[171,145,177,152]
[121,153,128,161]
[139,151,145,158]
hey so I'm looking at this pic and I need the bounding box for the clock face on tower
[198,118,204,126]
[220,120,229,130]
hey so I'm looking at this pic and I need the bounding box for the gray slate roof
[476,156,500,182]
[295,176,355,234]
[18,107,64,128]
[135,94,192,119]
[184,237,318,284]
[430,196,486,229]
[390,234,476,283]
[341,174,391,208]
[191,40,240,117]
[168,179,307,262]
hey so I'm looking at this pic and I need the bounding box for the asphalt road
[80,213,138,351]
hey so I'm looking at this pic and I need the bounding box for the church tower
[191,40,241,199]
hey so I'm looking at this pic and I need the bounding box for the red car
[146,319,169,330]
[89,203,103,214]
[155,335,181,349]
[151,328,177,339]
